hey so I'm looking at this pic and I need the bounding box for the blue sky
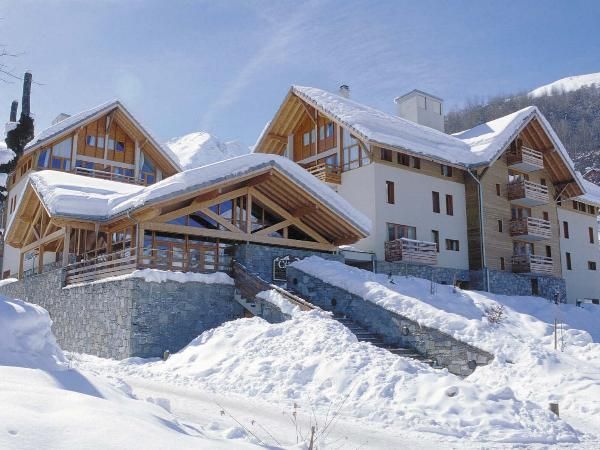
[1,0,600,146]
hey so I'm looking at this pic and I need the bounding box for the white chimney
[339,84,350,98]
[394,89,444,132]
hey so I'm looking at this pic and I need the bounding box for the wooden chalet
[4,155,369,285]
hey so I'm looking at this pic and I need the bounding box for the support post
[62,226,71,267]
[38,245,44,275]
[18,251,24,279]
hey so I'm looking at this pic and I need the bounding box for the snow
[0,138,16,166]
[0,294,270,449]
[575,174,600,206]
[165,131,250,170]
[26,153,371,235]
[529,72,600,97]
[452,106,536,163]
[72,311,580,444]
[292,86,478,165]
[65,268,234,289]
[256,289,303,317]
[290,257,600,439]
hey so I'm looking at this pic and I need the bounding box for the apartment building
[254,85,600,302]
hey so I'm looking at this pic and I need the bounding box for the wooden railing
[233,262,316,312]
[73,166,143,185]
[506,146,544,171]
[507,180,549,205]
[511,254,554,275]
[306,163,342,184]
[509,217,552,240]
[384,238,438,266]
[64,247,138,285]
[138,247,232,274]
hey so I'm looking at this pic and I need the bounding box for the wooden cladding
[385,238,437,265]
[294,115,336,161]
[509,217,552,241]
[506,144,544,173]
[507,180,549,207]
[306,163,341,184]
[79,116,135,164]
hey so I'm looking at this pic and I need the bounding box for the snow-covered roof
[291,86,477,166]
[165,132,250,170]
[575,175,600,206]
[27,154,371,235]
[24,100,182,172]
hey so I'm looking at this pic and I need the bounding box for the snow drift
[75,311,578,443]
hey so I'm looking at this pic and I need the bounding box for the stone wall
[0,269,242,359]
[375,260,470,287]
[234,243,343,284]
[470,269,567,302]
[288,266,493,376]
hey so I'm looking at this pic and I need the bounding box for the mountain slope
[165,132,250,170]
[446,74,600,172]
[529,72,600,97]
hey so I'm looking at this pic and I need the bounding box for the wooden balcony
[305,163,341,185]
[509,217,552,241]
[506,146,544,173]
[507,180,549,207]
[73,166,143,185]
[511,254,553,275]
[384,238,437,266]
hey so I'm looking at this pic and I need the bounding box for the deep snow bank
[73,312,578,443]
[0,295,66,370]
[0,295,263,449]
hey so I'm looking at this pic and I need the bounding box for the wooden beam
[37,244,44,274]
[246,190,252,233]
[144,221,335,252]
[290,204,319,217]
[62,226,71,267]
[21,228,65,254]
[299,100,317,125]
[267,133,288,144]
[199,207,243,233]
[254,219,293,236]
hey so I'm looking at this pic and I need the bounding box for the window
[431,230,439,252]
[563,221,569,239]
[545,245,552,258]
[115,141,125,152]
[500,257,505,271]
[411,156,421,169]
[386,181,395,204]
[387,223,416,241]
[590,227,595,244]
[566,252,572,270]
[37,149,50,168]
[540,178,546,186]
[342,129,367,171]
[380,148,393,162]
[497,219,503,233]
[445,239,460,251]
[397,153,410,166]
[86,135,96,146]
[543,211,549,221]
[588,205,596,215]
[432,191,440,213]
[445,194,453,216]
[496,183,501,196]
[588,261,597,271]
[97,136,105,148]
[511,207,531,219]
[441,165,453,177]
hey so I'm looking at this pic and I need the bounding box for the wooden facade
[6,166,367,284]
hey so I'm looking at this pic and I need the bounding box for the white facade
[557,207,600,303]
[337,162,469,269]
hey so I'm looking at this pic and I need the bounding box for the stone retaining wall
[0,269,241,359]
[288,266,493,376]
[375,260,470,287]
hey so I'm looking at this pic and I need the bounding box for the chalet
[254,85,600,303]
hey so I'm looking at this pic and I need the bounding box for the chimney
[21,71,32,118]
[394,89,444,132]
[339,84,350,98]
[9,100,18,122]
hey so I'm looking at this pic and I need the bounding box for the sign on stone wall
[273,255,300,281]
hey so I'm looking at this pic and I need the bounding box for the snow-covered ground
[165,131,250,170]
[529,72,600,97]
[3,260,600,448]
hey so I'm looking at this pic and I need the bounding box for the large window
[37,137,73,172]
[140,153,156,185]
[342,128,368,171]
[387,223,416,241]
[432,191,440,213]
[386,181,395,204]
[445,194,454,216]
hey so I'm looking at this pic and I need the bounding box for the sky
[1,0,600,147]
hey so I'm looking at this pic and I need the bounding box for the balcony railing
[506,146,544,172]
[511,254,554,275]
[306,163,342,185]
[507,180,549,207]
[73,166,143,185]
[509,217,552,241]
[384,238,437,266]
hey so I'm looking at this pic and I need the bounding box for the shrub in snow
[484,304,506,325]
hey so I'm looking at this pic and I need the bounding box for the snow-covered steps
[331,313,438,367]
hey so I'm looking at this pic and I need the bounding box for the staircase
[333,313,438,367]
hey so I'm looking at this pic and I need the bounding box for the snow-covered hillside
[165,132,250,170]
[0,295,266,449]
[529,72,600,97]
